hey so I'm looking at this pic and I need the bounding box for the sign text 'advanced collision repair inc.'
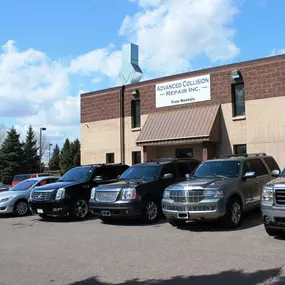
[155,74,211,108]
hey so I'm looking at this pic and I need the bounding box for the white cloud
[270,48,285,56]
[122,0,240,75]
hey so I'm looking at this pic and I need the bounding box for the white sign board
[155,74,211,108]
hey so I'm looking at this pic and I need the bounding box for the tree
[23,125,40,173]
[49,144,61,170]
[71,139,81,167]
[59,138,73,174]
[0,127,24,184]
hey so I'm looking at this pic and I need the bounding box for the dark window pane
[106,153,114,163]
[161,164,176,178]
[132,151,141,165]
[177,163,191,178]
[233,83,245,116]
[234,144,247,155]
[131,100,141,128]
[263,157,280,172]
[248,159,268,176]
[176,148,193,158]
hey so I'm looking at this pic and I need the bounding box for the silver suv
[261,168,285,236]
[162,153,279,229]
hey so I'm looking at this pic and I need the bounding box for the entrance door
[176,148,193,158]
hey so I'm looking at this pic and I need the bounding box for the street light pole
[49,143,53,164]
[39,127,46,173]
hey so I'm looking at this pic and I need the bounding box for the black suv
[29,163,129,220]
[89,158,201,223]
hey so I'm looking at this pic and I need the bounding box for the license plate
[37,209,43,214]
[177,212,188,219]
[102,210,111,216]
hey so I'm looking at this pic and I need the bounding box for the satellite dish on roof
[119,43,143,85]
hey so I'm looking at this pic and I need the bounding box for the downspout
[120,85,125,164]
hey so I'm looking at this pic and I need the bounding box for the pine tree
[0,127,24,184]
[23,125,40,173]
[71,138,81,167]
[49,144,60,170]
[59,138,73,174]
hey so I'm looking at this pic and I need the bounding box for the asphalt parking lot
[0,211,285,285]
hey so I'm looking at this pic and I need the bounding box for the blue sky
[0,0,284,155]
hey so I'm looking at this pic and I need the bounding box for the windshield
[280,169,285,177]
[120,165,160,181]
[10,179,37,191]
[193,160,241,179]
[59,167,93,182]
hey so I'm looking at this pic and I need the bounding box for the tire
[265,226,281,237]
[222,197,243,229]
[167,218,186,227]
[70,199,89,220]
[141,197,161,224]
[13,200,29,217]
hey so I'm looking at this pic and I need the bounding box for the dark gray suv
[162,153,279,229]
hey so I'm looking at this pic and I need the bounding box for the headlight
[204,190,224,198]
[90,187,97,200]
[55,188,65,200]
[122,188,136,200]
[262,186,274,201]
[163,190,170,199]
[0,197,13,203]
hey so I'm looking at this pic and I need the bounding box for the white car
[0,176,59,216]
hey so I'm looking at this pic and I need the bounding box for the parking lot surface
[0,211,285,285]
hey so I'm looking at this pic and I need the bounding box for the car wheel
[167,218,186,227]
[71,199,89,220]
[141,197,161,224]
[13,200,29,217]
[223,197,243,229]
[265,226,281,237]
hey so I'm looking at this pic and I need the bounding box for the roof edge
[81,54,285,98]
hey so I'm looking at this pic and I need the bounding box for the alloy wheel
[16,201,28,216]
[145,201,158,221]
[75,200,88,218]
[231,202,241,225]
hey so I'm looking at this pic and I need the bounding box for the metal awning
[136,105,221,146]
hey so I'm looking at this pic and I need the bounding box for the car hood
[95,179,147,190]
[0,191,25,199]
[167,177,235,190]
[265,177,285,188]
[33,180,82,191]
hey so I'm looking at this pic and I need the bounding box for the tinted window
[263,157,280,172]
[59,167,93,182]
[176,163,191,178]
[13,175,31,182]
[193,161,241,178]
[120,165,160,181]
[10,179,37,191]
[232,83,245,117]
[161,164,176,178]
[95,167,112,180]
[247,159,268,176]
[131,100,141,128]
[189,161,200,172]
[114,165,129,176]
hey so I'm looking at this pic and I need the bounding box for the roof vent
[119,43,143,85]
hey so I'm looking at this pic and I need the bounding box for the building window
[176,148,193,158]
[234,144,247,155]
[131,100,141,128]
[232,83,245,117]
[132,151,141,165]
[106,153,114,163]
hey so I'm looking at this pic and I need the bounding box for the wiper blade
[213,175,228,179]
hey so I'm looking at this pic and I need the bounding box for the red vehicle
[12,173,52,186]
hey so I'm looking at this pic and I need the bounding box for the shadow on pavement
[69,268,285,285]
[98,217,167,227]
[174,208,263,232]
[34,213,98,223]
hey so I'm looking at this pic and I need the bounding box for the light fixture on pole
[39,127,46,173]
[49,143,53,164]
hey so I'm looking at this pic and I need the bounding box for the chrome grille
[95,191,119,202]
[275,189,285,205]
[169,190,204,203]
[32,191,53,202]
[163,204,216,212]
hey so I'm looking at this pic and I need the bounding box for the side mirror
[94,175,103,181]
[163,173,174,179]
[243,171,256,179]
[271,169,280,178]
[185,173,191,180]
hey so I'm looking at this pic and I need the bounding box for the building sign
[155,74,211,108]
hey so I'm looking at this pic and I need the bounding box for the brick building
[80,54,285,167]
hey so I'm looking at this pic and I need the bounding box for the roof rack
[215,153,266,159]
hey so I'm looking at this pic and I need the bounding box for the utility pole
[39,127,46,173]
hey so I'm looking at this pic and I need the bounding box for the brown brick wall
[81,55,285,123]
